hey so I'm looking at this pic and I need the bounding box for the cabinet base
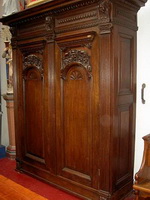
[16,160,133,200]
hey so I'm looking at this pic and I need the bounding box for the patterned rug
[0,175,48,200]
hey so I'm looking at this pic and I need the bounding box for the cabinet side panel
[113,26,136,189]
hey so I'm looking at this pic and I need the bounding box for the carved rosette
[61,49,92,80]
[45,16,55,42]
[23,55,43,80]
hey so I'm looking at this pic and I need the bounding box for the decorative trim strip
[57,11,97,25]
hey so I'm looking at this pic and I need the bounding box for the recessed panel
[60,66,92,185]
[119,34,133,95]
[24,68,44,159]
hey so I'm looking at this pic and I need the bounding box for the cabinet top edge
[0,0,82,25]
[0,0,147,26]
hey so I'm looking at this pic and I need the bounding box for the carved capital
[99,0,111,23]
[99,23,113,34]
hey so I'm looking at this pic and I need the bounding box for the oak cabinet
[0,0,147,199]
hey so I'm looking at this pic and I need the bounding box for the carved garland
[61,49,92,80]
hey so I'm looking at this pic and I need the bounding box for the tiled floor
[0,158,135,200]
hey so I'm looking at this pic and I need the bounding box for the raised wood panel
[113,26,136,190]
[116,105,133,186]
[63,67,92,172]
[24,67,44,161]
[118,33,133,95]
[58,62,93,186]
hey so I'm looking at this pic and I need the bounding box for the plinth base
[6,145,16,160]
[3,94,16,160]
[0,145,6,159]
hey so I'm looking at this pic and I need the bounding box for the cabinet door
[55,32,99,187]
[16,40,56,172]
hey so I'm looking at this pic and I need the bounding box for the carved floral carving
[23,55,42,69]
[70,70,83,80]
[61,49,92,80]
[62,50,91,71]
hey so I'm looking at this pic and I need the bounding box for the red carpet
[0,158,80,200]
[0,158,135,200]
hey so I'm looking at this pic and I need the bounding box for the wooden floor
[0,175,48,200]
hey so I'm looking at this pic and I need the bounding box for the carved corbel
[98,0,113,34]
[10,26,17,49]
[99,0,112,23]
[99,23,113,34]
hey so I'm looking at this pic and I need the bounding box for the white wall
[134,1,150,174]
[0,1,9,147]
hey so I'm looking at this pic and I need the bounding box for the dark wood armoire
[0,0,147,199]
